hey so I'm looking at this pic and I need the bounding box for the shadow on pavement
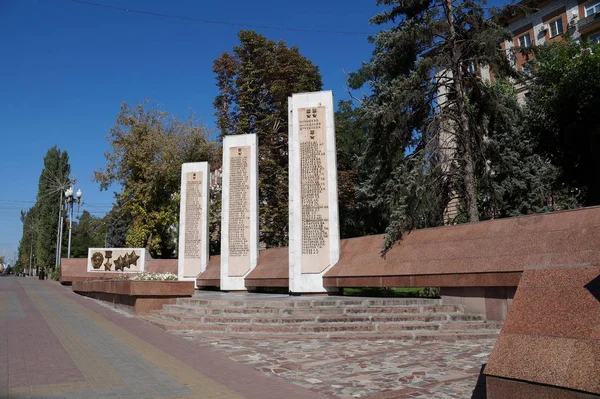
[471,363,487,399]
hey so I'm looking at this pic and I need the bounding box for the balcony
[578,12,600,35]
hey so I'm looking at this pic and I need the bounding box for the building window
[518,33,532,47]
[465,60,477,75]
[585,0,600,17]
[549,18,564,37]
[590,32,600,44]
[522,60,535,77]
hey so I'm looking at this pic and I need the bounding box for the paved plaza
[0,277,495,398]
[176,333,494,398]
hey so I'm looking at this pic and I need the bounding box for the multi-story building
[494,0,600,99]
[442,0,600,224]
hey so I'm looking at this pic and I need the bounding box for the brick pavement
[0,276,323,399]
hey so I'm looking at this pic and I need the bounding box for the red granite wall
[485,264,600,397]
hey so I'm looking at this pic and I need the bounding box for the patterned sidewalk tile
[1,277,323,399]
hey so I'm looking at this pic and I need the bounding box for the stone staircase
[142,292,502,341]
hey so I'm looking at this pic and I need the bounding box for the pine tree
[349,0,515,247]
[335,100,387,238]
[476,79,578,218]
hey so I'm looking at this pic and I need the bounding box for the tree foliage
[475,79,578,219]
[35,146,71,267]
[335,100,387,238]
[69,210,107,258]
[525,40,600,206]
[94,102,219,258]
[17,206,38,273]
[349,0,516,247]
[213,30,323,248]
[16,147,70,272]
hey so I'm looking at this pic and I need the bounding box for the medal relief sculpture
[87,248,145,273]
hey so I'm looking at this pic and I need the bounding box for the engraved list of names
[299,106,330,273]
[228,146,251,276]
[184,172,204,261]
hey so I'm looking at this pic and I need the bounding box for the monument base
[72,280,194,315]
[484,264,600,397]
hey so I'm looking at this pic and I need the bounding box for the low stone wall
[72,280,194,315]
[61,258,178,284]
[67,207,600,322]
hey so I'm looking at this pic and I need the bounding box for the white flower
[129,272,178,281]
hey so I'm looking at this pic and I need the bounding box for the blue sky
[0,0,384,263]
[0,0,507,264]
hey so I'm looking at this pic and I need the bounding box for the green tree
[476,79,578,218]
[34,146,71,268]
[94,102,219,258]
[17,206,39,274]
[102,201,133,248]
[348,0,515,247]
[70,210,107,258]
[335,100,387,238]
[213,30,323,247]
[525,40,600,206]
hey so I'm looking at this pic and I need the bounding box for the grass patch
[342,287,440,298]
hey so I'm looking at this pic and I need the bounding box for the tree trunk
[443,0,480,223]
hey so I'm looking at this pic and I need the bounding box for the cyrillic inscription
[299,106,330,273]
[184,172,203,259]
[228,146,251,276]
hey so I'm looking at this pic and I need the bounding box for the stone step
[440,321,504,330]
[177,297,443,309]
[161,303,464,316]
[153,312,484,325]
[144,317,500,341]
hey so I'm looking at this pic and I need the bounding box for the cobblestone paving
[176,333,495,398]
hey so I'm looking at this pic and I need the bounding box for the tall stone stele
[178,162,210,285]
[220,134,259,291]
[288,90,340,293]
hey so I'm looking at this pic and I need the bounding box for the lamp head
[76,189,82,199]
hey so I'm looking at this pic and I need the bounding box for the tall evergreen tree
[213,30,323,248]
[335,100,387,238]
[475,79,578,219]
[17,206,39,274]
[349,0,515,247]
[34,146,70,268]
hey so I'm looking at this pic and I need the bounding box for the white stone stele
[178,162,210,285]
[87,248,146,273]
[220,134,259,291]
[288,90,340,293]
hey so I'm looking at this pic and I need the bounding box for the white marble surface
[220,134,259,291]
[288,90,340,293]
[178,162,210,285]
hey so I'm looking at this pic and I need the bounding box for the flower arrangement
[129,272,178,281]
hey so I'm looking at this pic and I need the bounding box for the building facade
[495,0,600,99]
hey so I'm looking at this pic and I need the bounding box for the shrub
[129,272,178,281]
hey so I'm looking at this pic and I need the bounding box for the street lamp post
[64,186,83,259]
